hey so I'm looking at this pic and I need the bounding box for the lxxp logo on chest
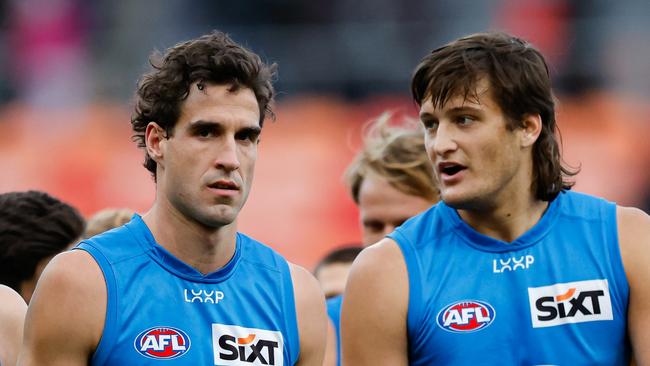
[212,324,283,365]
[528,279,613,328]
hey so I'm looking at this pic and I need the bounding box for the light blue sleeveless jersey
[388,191,629,365]
[76,215,300,366]
[326,295,343,366]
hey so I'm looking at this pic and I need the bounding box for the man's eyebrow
[446,106,482,114]
[419,111,436,120]
[419,106,482,120]
[239,126,262,134]
[188,120,223,129]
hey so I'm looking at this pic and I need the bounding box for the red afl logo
[436,300,496,333]
[134,326,191,359]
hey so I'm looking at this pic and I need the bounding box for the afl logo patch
[134,326,191,359]
[436,300,495,333]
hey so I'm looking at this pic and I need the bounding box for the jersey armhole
[280,259,300,364]
[606,202,630,304]
[74,242,118,366]
[388,231,422,351]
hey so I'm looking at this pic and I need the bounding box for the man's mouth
[208,180,239,191]
[438,162,466,177]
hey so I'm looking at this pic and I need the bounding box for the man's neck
[458,192,549,243]
[142,201,237,275]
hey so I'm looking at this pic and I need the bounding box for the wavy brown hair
[131,31,277,179]
[411,32,578,201]
[346,112,438,204]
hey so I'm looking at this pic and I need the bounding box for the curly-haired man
[20,32,326,366]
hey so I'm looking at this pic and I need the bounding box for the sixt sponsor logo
[134,326,191,360]
[184,288,225,304]
[212,324,283,365]
[528,279,613,328]
[436,300,495,333]
[492,254,534,273]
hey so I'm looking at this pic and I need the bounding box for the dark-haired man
[314,245,363,300]
[20,32,326,365]
[0,190,85,303]
[342,32,650,365]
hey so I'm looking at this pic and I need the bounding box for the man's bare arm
[618,206,650,365]
[290,264,327,366]
[341,239,409,365]
[0,285,27,366]
[17,250,105,366]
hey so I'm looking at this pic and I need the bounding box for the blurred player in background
[314,245,363,299]
[313,245,363,366]
[19,31,326,365]
[83,208,134,239]
[0,190,85,303]
[319,113,439,366]
[346,112,439,246]
[0,285,27,366]
[342,31,650,365]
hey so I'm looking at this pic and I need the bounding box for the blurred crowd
[0,0,649,105]
[0,0,649,265]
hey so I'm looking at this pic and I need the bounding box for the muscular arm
[0,285,27,366]
[17,250,106,366]
[617,206,650,365]
[341,239,408,365]
[323,319,338,366]
[290,264,327,366]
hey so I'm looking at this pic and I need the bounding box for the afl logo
[436,300,495,333]
[134,326,191,359]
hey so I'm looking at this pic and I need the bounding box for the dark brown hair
[131,31,277,179]
[411,32,577,201]
[314,245,364,277]
[0,191,85,293]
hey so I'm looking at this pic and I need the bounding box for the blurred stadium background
[0,0,649,268]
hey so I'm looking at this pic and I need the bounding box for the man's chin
[195,206,239,228]
[440,191,474,210]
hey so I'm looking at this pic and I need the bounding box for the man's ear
[520,113,542,148]
[145,122,166,164]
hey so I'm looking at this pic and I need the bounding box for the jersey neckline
[128,214,242,283]
[438,191,564,253]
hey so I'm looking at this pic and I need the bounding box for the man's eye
[456,116,475,125]
[422,119,438,130]
[197,128,213,138]
[236,130,260,143]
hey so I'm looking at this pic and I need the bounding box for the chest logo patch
[528,279,613,328]
[134,326,191,359]
[212,324,284,365]
[436,300,496,333]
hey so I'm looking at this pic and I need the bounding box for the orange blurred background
[1,92,648,269]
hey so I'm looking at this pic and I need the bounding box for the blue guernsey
[388,191,629,365]
[76,215,299,366]
[326,295,343,366]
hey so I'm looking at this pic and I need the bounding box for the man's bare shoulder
[38,250,105,294]
[0,285,26,318]
[341,238,409,365]
[289,263,322,298]
[18,250,106,366]
[350,238,406,279]
[616,206,650,273]
[616,206,650,364]
[0,285,27,366]
[288,263,327,366]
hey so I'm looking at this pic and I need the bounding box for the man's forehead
[421,79,494,113]
[185,82,257,104]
